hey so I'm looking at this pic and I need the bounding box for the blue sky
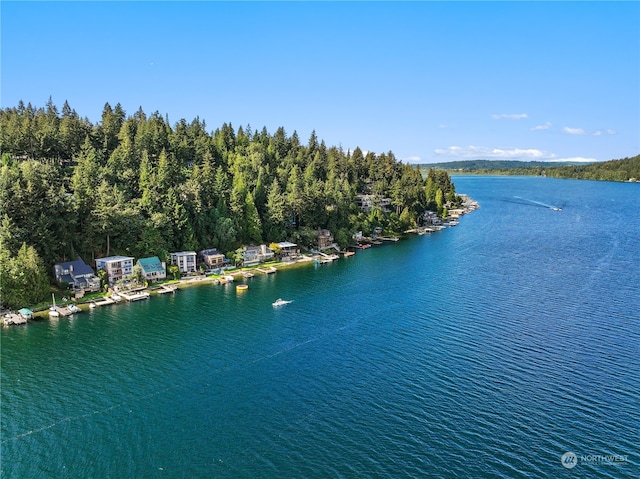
[2,1,638,163]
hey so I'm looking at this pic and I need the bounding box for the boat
[67,304,81,314]
[242,271,254,278]
[89,301,97,309]
[49,294,60,317]
[272,298,293,307]
[236,284,249,291]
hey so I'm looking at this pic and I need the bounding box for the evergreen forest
[0,100,459,309]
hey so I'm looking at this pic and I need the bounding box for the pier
[157,285,178,294]
[118,291,150,302]
[3,313,28,326]
[257,266,278,274]
[91,297,116,308]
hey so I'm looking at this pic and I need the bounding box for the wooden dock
[3,313,27,326]
[51,305,82,317]
[257,266,277,274]
[157,285,178,294]
[92,297,116,308]
[119,291,150,302]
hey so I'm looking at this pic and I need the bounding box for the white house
[170,251,197,274]
[95,255,135,285]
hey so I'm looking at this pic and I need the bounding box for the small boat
[111,293,122,302]
[49,294,60,317]
[223,275,235,282]
[68,304,81,314]
[272,298,293,307]
[89,302,97,309]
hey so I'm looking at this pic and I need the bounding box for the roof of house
[137,257,165,273]
[96,255,134,263]
[171,251,196,256]
[200,249,224,256]
[277,241,297,248]
[55,258,95,276]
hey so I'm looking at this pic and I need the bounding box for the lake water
[2,176,638,478]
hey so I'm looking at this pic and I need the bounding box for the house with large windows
[95,255,135,286]
[198,249,227,270]
[276,242,298,262]
[170,251,197,275]
[356,194,392,213]
[242,245,275,267]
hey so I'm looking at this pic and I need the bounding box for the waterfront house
[421,211,443,226]
[242,245,275,267]
[356,194,392,213]
[276,242,298,262]
[95,256,135,286]
[137,256,166,283]
[198,249,227,269]
[170,251,197,275]
[54,257,101,292]
[315,229,334,250]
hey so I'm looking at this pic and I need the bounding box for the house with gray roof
[54,257,101,292]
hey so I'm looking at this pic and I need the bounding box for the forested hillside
[0,100,459,308]
[422,156,640,181]
[544,155,640,181]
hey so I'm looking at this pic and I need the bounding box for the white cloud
[492,113,528,120]
[606,129,616,135]
[562,127,587,135]
[531,122,552,131]
[434,145,548,160]
[433,145,597,163]
[592,130,602,136]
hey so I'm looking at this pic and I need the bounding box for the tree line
[423,155,640,181]
[0,100,460,309]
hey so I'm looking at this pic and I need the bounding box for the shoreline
[14,196,479,324]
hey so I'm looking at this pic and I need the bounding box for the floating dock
[119,291,150,302]
[3,313,27,326]
[91,297,115,308]
[157,285,178,294]
[257,266,277,274]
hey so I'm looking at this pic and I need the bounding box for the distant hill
[419,155,640,182]
[418,159,591,171]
